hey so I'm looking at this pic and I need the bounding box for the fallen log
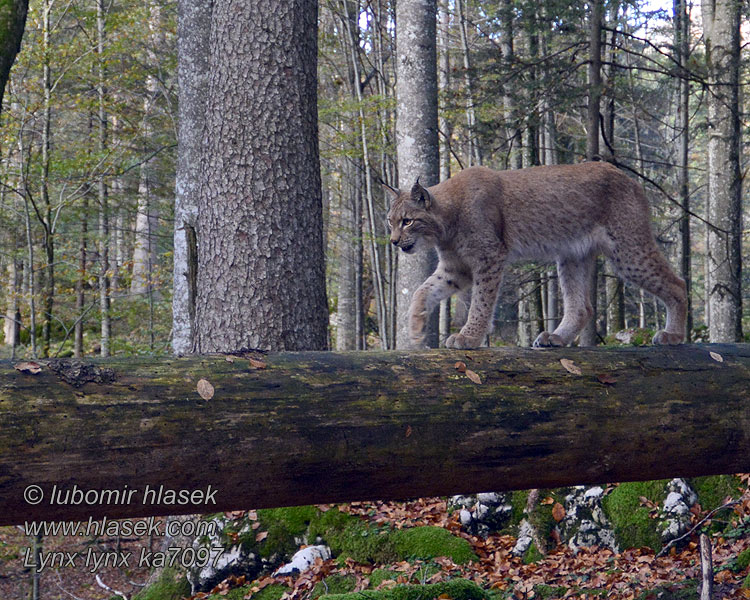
[1,344,749,526]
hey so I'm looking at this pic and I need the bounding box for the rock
[559,486,618,554]
[449,492,512,537]
[274,545,331,576]
[659,478,698,544]
[512,519,534,556]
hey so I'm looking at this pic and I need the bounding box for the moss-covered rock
[319,578,487,600]
[309,508,398,564]
[390,526,477,564]
[257,506,319,559]
[602,481,666,551]
[689,475,742,511]
[133,568,191,600]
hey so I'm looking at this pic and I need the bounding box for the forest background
[0,0,747,357]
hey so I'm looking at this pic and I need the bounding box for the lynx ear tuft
[410,177,432,210]
[381,183,400,202]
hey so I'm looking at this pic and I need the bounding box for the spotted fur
[386,163,687,349]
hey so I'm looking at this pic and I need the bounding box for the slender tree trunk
[438,0,451,344]
[456,0,481,166]
[195,0,328,352]
[96,0,110,357]
[131,1,162,299]
[674,0,692,339]
[172,0,212,354]
[333,24,361,351]
[701,0,741,342]
[499,0,521,170]
[40,0,53,357]
[74,194,87,358]
[394,0,440,349]
[4,258,21,347]
[579,0,603,347]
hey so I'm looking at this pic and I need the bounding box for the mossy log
[1,344,749,525]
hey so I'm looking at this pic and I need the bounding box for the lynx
[386,162,687,349]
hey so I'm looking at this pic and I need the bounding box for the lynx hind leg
[533,256,595,348]
[609,239,687,345]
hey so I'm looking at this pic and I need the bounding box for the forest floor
[1,493,750,600]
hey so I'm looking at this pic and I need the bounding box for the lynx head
[385,178,441,254]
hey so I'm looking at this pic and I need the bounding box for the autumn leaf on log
[597,373,617,385]
[709,351,723,363]
[465,369,482,385]
[14,361,43,374]
[197,378,215,400]
[454,361,467,373]
[405,425,413,438]
[552,502,566,522]
[249,357,267,369]
[560,358,582,375]
[256,531,268,542]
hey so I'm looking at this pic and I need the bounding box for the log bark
[1,344,749,526]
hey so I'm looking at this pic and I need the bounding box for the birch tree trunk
[195,0,328,353]
[394,0,440,349]
[701,0,742,342]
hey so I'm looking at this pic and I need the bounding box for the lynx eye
[402,218,414,228]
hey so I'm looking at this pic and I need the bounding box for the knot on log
[47,359,116,387]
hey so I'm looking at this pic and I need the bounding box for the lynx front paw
[533,331,565,348]
[408,309,428,348]
[652,330,684,345]
[445,333,481,349]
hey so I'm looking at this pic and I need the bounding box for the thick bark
[0,0,28,115]
[702,0,742,342]
[1,344,750,525]
[394,0,439,348]
[195,0,328,352]
[172,0,212,354]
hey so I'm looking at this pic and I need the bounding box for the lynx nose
[390,235,399,246]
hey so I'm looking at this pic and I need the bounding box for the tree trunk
[674,0,692,339]
[195,0,328,353]
[2,344,750,525]
[701,0,742,343]
[96,0,110,358]
[499,0,521,170]
[394,0,440,349]
[579,0,603,347]
[0,0,28,118]
[437,0,452,345]
[456,0,481,166]
[131,0,162,298]
[172,0,212,355]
